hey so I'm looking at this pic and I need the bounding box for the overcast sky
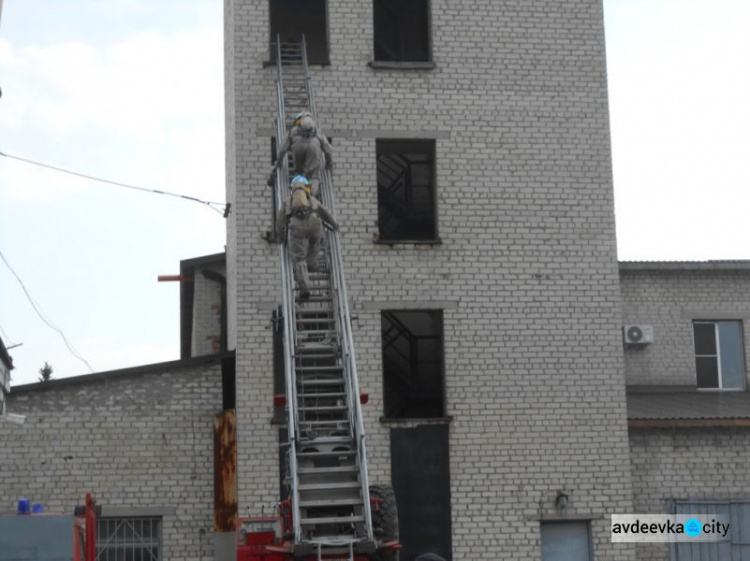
[1,0,749,386]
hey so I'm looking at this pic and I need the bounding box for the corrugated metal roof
[627,386,750,420]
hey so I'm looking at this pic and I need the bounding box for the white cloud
[1,28,223,140]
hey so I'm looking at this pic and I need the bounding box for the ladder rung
[299,419,349,424]
[299,392,346,399]
[297,380,344,388]
[300,515,364,526]
[298,405,348,412]
[295,347,337,355]
[297,366,343,372]
[299,498,362,508]
[298,435,352,445]
[298,465,359,475]
[297,450,356,458]
[299,481,361,491]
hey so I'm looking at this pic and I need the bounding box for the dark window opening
[376,139,437,241]
[373,0,430,62]
[382,310,444,419]
[270,0,329,65]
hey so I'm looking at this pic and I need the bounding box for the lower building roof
[627,385,750,422]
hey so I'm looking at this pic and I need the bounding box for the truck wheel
[370,484,398,561]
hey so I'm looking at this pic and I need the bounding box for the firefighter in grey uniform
[268,111,333,197]
[276,175,339,299]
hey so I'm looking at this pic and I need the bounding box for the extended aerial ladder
[236,37,399,561]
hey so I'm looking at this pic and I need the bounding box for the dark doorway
[270,0,329,65]
[373,0,430,62]
[391,424,452,561]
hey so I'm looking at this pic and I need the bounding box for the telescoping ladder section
[271,36,375,559]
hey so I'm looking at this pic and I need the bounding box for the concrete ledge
[102,506,178,517]
[368,60,435,70]
[360,301,459,311]
[255,128,451,139]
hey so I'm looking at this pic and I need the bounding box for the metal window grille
[96,517,162,561]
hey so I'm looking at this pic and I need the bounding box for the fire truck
[236,36,400,561]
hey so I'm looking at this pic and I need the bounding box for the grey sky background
[1,0,749,386]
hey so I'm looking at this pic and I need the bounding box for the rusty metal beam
[214,409,237,532]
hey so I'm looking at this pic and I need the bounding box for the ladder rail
[273,33,303,545]
[302,35,375,543]
[272,34,376,550]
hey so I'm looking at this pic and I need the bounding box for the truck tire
[370,484,399,561]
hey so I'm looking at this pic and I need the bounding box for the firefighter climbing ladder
[271,36,376,559]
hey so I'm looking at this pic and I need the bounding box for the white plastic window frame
[693,320,746,391]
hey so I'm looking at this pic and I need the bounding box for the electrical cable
[0,248,95,373]
[0,150,228,216]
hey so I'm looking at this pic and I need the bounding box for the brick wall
[191,263,226,356]
[620,264,750,386]
[226,0,635,558]
[629,427,750,560]
[0,357,224,561]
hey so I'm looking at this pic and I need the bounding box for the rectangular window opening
[376,139,437,242]
[381,310,444,419]
[373,0,431,62]
[693,320,746,390]
[270,0,329,65]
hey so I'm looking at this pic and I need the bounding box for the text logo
[611,514,731,543]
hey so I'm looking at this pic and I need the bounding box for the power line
[0,150,228,216]
[0,248,95,374]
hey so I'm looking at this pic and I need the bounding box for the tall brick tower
[224,1,635,559]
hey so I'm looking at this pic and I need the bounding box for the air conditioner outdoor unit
[623,325,654,345]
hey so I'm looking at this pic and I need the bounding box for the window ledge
[263,59,331,68]
[374,238,442,247]
[380,416,453,425]
[368,60,435,70]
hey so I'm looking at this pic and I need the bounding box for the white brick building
[621,262,750,561]
[225,0,634,559]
